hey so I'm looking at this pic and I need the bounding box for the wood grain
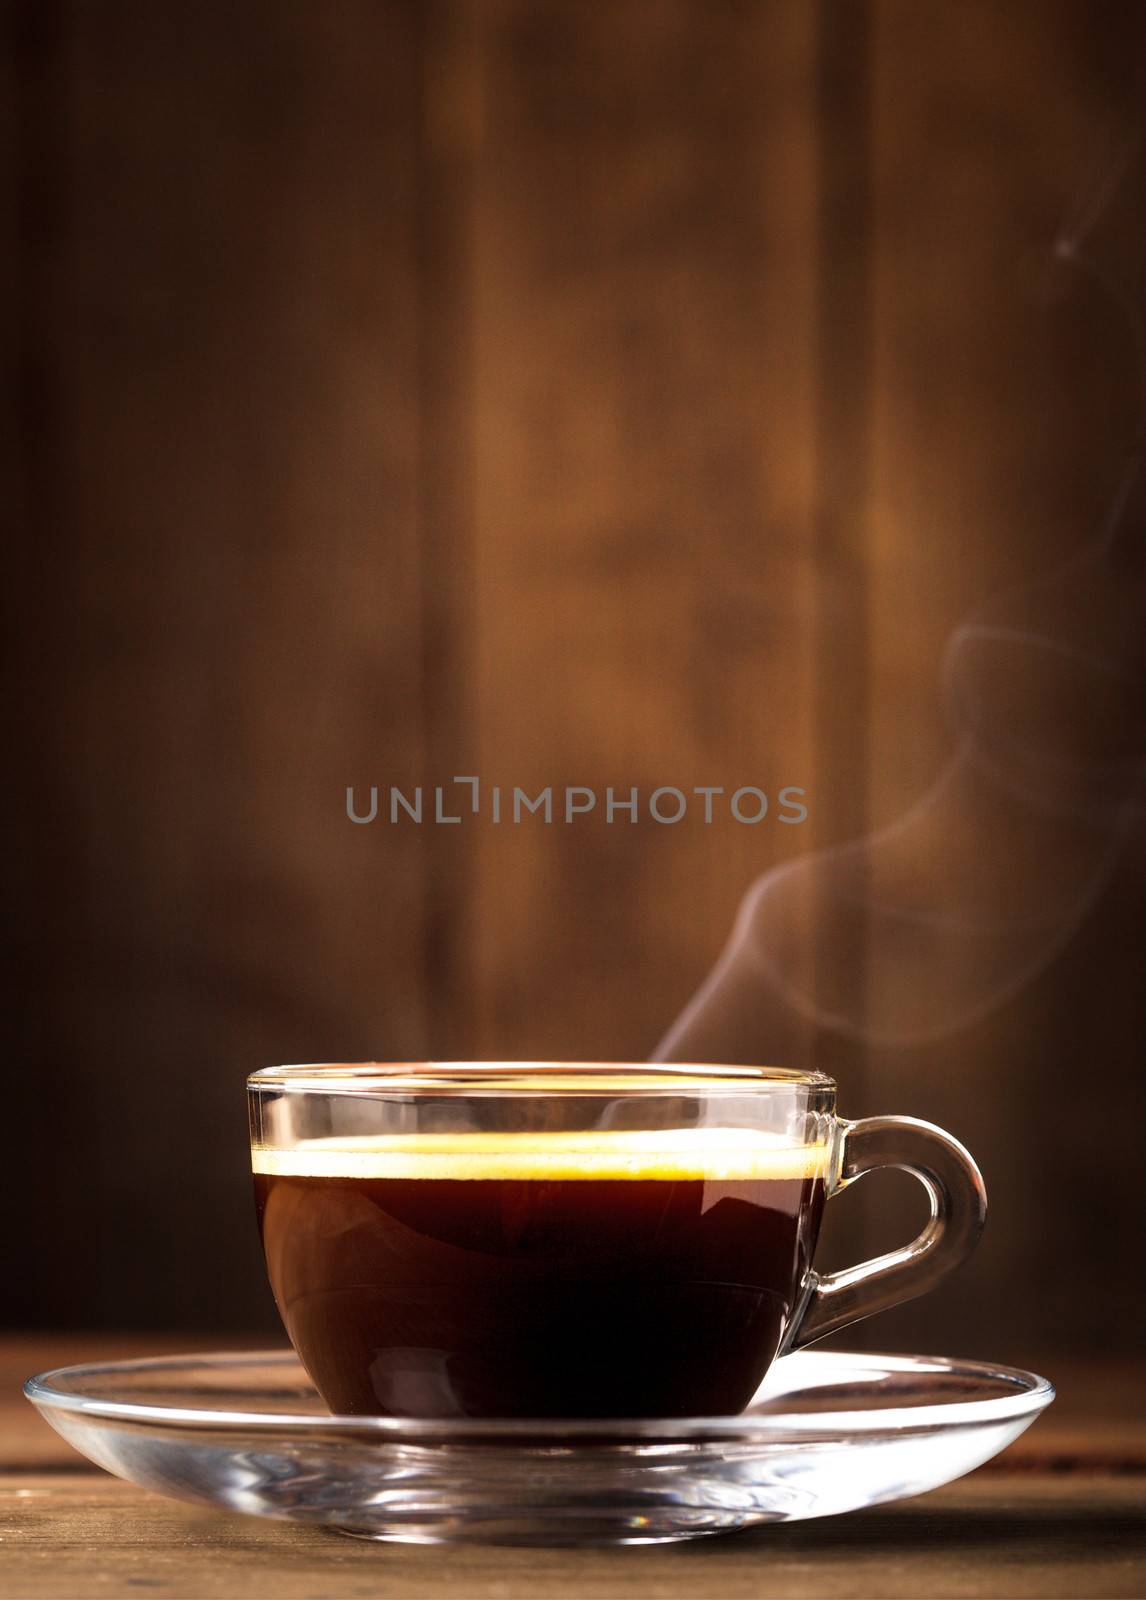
[5,0,431,1333]
[856,0,1146,1364]
[2,1471,1144,1599]
[5,0,1146,1365]
[5,1337,1145,1596]
[466,0,820,1060]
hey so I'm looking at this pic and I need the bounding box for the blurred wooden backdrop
[5,0,1145,1360]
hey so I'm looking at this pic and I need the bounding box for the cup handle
[785,1115,988,1350]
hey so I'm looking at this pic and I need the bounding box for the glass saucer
[25,1348,1053,1546]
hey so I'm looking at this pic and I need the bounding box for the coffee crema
[253,1127,828,1181]
[254,1129,827,1419]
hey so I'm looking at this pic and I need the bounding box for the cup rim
[247,1062,836,1096]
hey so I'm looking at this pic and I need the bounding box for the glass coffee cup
[248,1063,986,1419]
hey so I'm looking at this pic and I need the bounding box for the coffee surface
[254,1130,827,1419]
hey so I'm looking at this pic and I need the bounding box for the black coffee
[254,1130,826,1418]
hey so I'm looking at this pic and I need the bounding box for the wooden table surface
[3,1337,1144,1600]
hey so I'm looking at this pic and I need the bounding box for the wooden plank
[412,0,482,1056]
[4,1,428,1333]
[857,0,1146,1363]
[466,0,821,1061]
[6,0,1145,1387]
[808,0,874,1084]
[2,1335,248,1469]
[1,1470,1143,1599]
[6,1337,1145,1594]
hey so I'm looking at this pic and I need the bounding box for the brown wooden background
[5,0,1145,1367]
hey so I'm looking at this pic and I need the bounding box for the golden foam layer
[251,1129,829,1182]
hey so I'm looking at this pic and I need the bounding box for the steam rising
[656,152,1146,1058]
